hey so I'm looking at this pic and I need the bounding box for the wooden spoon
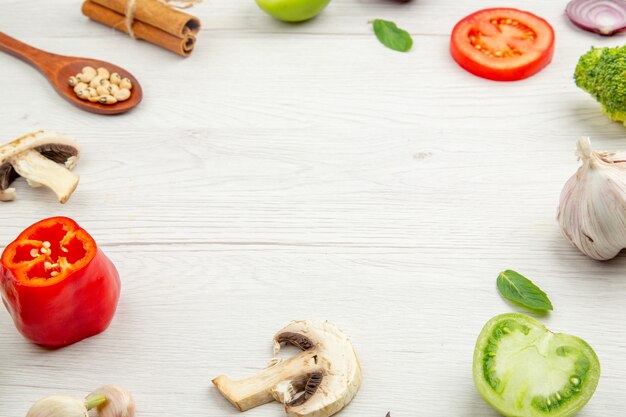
[0,32,142,115]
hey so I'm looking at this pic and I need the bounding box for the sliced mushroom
[213,320,361,417]
[0,131,80,203]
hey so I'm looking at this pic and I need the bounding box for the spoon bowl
[55,59,142,115]
[0,32,142,115]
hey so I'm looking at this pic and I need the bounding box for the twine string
[124,0,202,38]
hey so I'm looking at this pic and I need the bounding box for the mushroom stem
[213,354,317,412]
[0,187,16,201]
[10,149,79,203]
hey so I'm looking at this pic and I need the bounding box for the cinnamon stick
[82,0,196,56]
[91,0,200,38]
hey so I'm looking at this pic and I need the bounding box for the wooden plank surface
[0,1,624,416]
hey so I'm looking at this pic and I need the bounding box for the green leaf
[497,270,553,312]
[372,19,413,52]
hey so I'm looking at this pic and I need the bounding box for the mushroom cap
[273,320,362,417]
[0,130,80,200]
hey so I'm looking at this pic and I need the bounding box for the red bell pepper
[0,217,120,347]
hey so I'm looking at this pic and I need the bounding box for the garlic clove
[87,385,135,417]
[26,396,88,417]
[557,137,626,260]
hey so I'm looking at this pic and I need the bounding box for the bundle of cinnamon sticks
[82,0,201,56]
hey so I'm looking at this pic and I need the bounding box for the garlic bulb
[26,396,88,417]
[87,385,135,417]
[557,137,626,260]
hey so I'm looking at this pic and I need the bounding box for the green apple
[255,0,332,22]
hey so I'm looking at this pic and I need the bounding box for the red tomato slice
[450,8,555,81]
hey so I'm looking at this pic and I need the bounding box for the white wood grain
[0,1,625,416]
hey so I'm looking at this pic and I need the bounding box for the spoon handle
[0,32,59,76]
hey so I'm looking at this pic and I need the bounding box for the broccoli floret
[575,45,626,123]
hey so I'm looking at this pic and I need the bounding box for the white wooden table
[1,1,625,416]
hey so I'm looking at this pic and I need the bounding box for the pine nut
[119,78,133,90]
[78,66,96,83]
[73,82,88,94]
[110,72,121,84]
[89,75,103,88]
[99,95,118,105]
[97,85,109,96]
[107,84,120,95]
[114,88,131,101]
[96,67,110,79]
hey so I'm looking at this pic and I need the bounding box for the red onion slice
[566,0,626,35]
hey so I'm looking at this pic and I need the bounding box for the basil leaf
[372,19,413,52]
[497,270,553,312]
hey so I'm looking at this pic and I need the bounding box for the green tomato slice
[473,314,600,417]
